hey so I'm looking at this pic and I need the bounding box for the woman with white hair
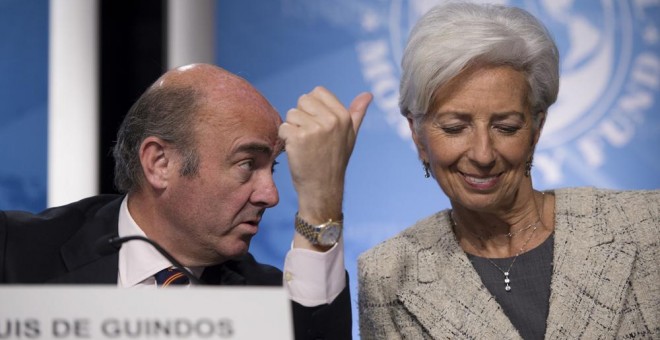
[358,3,659,339]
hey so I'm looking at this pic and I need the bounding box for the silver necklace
[465,219,540,240]
[484,224,538,292]
[451,212,540,292]
[505,220,538,238]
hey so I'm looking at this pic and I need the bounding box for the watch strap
[294,212,343,245]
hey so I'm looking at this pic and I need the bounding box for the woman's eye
[495,125,521,134]
[441,125,465,134]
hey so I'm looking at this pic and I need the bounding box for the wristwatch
[294,212,343,247]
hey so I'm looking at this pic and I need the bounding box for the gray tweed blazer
[358,187,659,339]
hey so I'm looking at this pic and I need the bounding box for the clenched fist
[279,86,372,246]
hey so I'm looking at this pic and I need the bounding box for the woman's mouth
[461,172,501,190]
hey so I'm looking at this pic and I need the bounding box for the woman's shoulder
[555,186,659,241]
[555,186,659,215]
[596,188,660,240]
[555,186,659,203]
[358,209,452,269]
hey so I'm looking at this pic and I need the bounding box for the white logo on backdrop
[356,0,660,185]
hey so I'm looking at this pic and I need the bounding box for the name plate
[0,286,292,339]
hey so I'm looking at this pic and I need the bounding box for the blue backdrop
[0,0,48,212]
[217,0,660,337]
[0,0,658,338]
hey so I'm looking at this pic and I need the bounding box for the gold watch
[294,212,343,246]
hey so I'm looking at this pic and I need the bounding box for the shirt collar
[117,195,203,287]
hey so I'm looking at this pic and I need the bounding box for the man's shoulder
[0,195,123,283]
[2,194,123,226]
[1,194,124,247]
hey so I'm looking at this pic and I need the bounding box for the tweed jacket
[358,187,659,339]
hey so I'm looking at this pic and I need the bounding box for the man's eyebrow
[233,142,273,155]
[275,139,285,157]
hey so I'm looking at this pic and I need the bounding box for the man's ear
[408,117,428,162]
[139,136,173,190]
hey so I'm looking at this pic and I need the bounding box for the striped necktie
[154,267,190,287]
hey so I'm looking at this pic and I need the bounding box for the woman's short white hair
[400,2,560,130]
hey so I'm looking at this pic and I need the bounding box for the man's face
[161,93,283,265]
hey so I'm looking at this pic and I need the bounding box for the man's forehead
[229,137,284,158]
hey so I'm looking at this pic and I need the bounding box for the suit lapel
[545,188,636,338]
[200,262,247,285]
[53,196,124,284]
[201,252,282,286]
[396,212,522,339]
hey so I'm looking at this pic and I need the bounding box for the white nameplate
[0,285,292,339]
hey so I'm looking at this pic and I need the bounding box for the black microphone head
[94,234,122,256]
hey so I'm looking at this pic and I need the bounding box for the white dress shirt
[116,196,345,306]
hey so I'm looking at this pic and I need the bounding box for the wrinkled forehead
[204,82,282,127]
[199,86,283,154]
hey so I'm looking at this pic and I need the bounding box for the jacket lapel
[200,262,247,285]
[545,188,636,338]
[392,188,636,339]
[396,212,522,339]
[52,196,124,284]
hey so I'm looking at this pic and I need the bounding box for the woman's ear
[139,136,173,190]
[408,117,428,162]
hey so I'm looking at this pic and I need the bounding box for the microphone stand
[96,234,204,285]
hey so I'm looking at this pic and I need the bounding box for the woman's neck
[451,190,555,258]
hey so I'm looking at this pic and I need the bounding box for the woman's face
[410,65,543,212]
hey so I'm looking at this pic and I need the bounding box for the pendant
[504,272,511,292]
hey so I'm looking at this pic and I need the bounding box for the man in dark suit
[0,64,372,340]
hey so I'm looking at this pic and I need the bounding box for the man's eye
[239,160,254,171]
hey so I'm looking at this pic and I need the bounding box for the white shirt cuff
[282,240,345,307]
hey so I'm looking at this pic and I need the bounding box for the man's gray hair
[112,85,201,193]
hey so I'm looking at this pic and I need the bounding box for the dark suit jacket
[0,195,351,340]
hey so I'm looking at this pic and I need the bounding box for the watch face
[318,224,341,246]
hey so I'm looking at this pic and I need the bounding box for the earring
[524,156,533,177]
[423,162,431,178]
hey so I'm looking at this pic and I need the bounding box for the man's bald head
[155,64,272,106]
[112,63,279,193]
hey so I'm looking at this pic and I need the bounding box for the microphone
[95,234,204,285]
